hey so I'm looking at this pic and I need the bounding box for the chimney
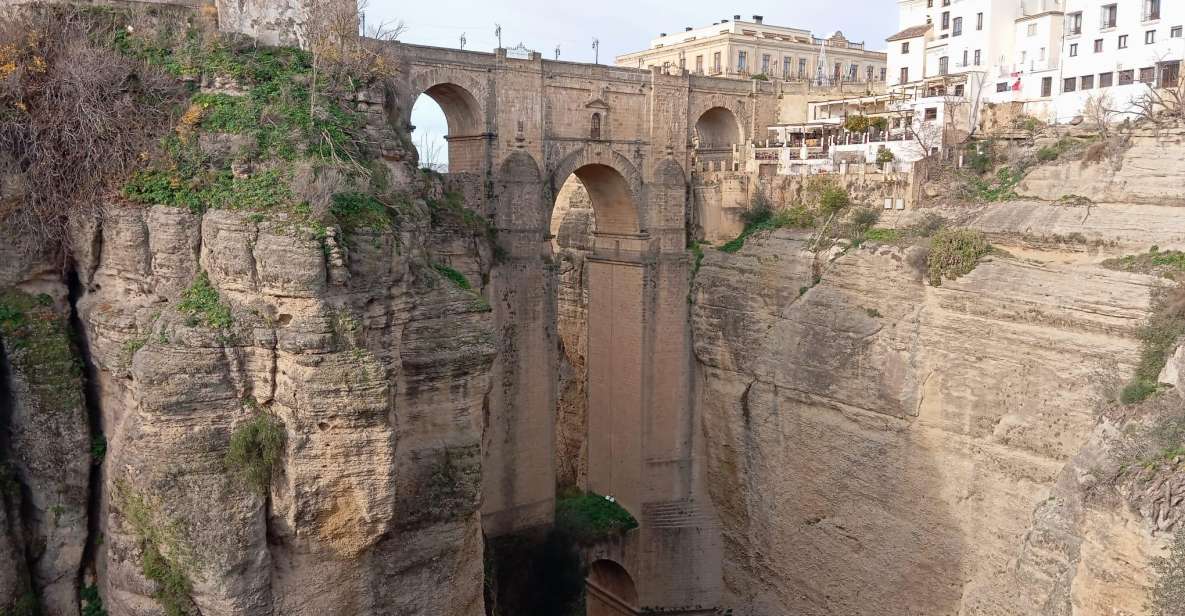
[660,32,667,37]
[685,26,693,31]
[733,14,741,20]
[753,15,763,23]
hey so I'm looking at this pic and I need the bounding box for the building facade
[615,15,888,84]
[887,0,1184,123]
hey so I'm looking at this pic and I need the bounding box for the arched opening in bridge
[586,560,639,616]
[548,160,644,516]
[694,107,741,149]
[410,82,483,173]
[563,164,638,236]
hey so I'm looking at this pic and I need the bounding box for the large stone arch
[549,145,644,236]
[587,559,639,616]
[404,67,490,172]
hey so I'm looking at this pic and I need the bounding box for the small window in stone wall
[591,113,602,140]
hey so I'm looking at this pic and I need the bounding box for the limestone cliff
[691,228,1182,615]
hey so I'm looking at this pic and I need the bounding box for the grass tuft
[927,229,991,286]
[178,272,233,329]
[225,412,285,495]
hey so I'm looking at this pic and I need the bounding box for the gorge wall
[688,172,1185,613]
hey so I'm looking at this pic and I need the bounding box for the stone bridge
[390,42,783,614]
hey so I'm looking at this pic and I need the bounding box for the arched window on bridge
[590,113,602,140]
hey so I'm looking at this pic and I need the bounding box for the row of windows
[718,51,886,81]
[993,61,1181,97]
[667,51,885,80]
[923,10,983,38]
[1068,26,1183,57]
[1067,1,1162,35]
[1061,62,1180,93]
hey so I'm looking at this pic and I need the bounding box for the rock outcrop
[0,236,92,616]
[1017,128,1185,206]
[69,186,495,616]
[691,230,1177,615]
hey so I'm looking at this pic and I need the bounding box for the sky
[366,0,898,168]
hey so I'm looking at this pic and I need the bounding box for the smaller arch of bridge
[404,68,490,172]
[549,145,644,236]
[586,559,639,616]
[687,95,751,147]
[694,106,743,149]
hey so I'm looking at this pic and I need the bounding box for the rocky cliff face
[691,227,1182,615]
[69,189,494,615]
[0,237,92,616]
[0,41,496,616]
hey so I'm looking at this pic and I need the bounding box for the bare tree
[416,130,446,172]
[1083,91,1119,137]
[1117,52,1185,125]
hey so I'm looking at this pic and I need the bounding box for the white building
[887,0,1184,124]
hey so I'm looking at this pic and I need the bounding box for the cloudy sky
[366,0,898,168]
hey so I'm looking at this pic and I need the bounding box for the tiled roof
[887,24,933,42]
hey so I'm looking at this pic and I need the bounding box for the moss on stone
[0,289,84,413]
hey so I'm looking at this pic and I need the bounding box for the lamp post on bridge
[495,24,502,50]
[460,33,466,50]
[592,38,599,64]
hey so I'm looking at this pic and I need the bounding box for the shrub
[910,212,947,237]
[843,115,870,133]
[720,206,814,254]
[964,142,994,174]
[142,542,193,616]
[1036,146,1059,162]
[849,207,881,234]
[863,228,902,244]
[1149,529,1185,616]
[1102,248,1185,280]
[225,412,285,494]
[433,263,471,290]
[330,192,395,232]
[927,229,990,286]
[741,188,774,226]
[771,206,815,229]
[178,272,232,329]
[1121,285,1185,404]
[91,435,107,464]
[750,73,769,81]
[81,583,107,616]
[876,147,896,164]
[0,6,185,247]
[818,184,851,215]
[554,488,638,544]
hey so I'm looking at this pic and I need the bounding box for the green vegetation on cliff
[178,272,233,329]
[1103,248,1185,403]
[225,410,285,495]
[0,290,84,412]
[926,229,991,286]
[116,483,196,616]
[554,488,639,544]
